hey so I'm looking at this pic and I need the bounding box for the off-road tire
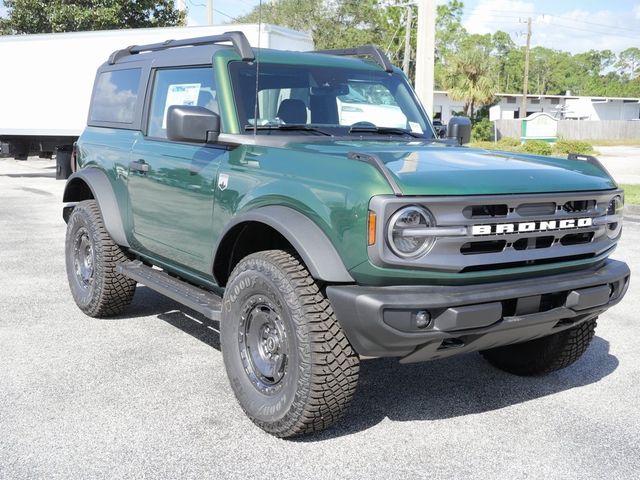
[65,200,136,317]
[480,319,597,376]
[221,250,360,438]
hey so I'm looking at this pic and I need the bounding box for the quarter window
[147,67,218,139]
[89,68,142,124]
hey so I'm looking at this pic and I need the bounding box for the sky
[185,0,640,54]
[1,0,638,54]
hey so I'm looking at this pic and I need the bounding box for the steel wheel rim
[238,295,289,395]
[73,227,94,290]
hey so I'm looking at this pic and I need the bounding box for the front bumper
[326,259,630,363]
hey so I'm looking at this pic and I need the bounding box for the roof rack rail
[312,45,394,73]
[108,30,255,65]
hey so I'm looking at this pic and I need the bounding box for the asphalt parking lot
[597,145,640,184]
[1,157,639,479]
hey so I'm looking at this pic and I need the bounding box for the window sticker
[408,121,424,134]
[162,83,201,128]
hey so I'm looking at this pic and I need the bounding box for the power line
[213,8,241,22]
[544,20,640,40]
[463,14,640,41]
[462,7,640,35]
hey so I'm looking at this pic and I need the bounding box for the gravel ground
[1,157,638,480]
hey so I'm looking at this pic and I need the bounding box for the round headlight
[387,206,436,258]
[606,195,624,239]
[607,195,624,216]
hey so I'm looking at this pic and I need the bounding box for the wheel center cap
[265,336,277,353]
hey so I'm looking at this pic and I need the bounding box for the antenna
[253,0,263,137]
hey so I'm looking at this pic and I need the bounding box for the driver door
[128,66,226,274]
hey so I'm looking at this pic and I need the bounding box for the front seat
[197,90,219,115]
[277,99,307,124]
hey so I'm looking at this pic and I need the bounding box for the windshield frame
[227,59,436,141]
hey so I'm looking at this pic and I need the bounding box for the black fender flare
[215,206,354,283]
[63,168,129,247]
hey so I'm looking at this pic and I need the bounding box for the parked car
[63,33,630,438]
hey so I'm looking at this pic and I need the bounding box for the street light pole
[520,17,532,118]
[414,0,436,117]
[207,0,214,25]
[402,5,413,78]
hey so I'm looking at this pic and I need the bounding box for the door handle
[129,160,150,173]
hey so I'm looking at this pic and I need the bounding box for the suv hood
[290,141,616,195]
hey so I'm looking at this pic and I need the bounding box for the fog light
[415,310,431,329]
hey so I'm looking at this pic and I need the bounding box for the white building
[433,91,640,123]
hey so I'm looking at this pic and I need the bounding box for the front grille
[461,240,506,255]
[369,190,621,273]
[560,232,594,246]
[563,199,596,213]
[464,204,508,219]
[459,253,597,273]
[513,235,554,251]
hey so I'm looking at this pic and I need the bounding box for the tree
[444,47,497,117]
[435,0,466,59]
[237,0,383,50]
[434,0,466,88]
[527,48,572,95]
[0,0,185,34]
[491,30,516,91]
[616,47,640,80]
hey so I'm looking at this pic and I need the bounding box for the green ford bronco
[63,32,630,437]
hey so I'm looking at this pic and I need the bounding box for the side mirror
[167,105,220,143]
[447,116,471,145]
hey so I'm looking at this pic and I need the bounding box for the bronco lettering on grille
[472,217,593,236]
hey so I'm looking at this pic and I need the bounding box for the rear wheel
[221,250,360,437]
[480,319,597,376]
[65,200,136,317]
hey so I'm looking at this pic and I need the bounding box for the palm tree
[444,47,497,117]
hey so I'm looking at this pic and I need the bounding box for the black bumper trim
[326,259,630,361]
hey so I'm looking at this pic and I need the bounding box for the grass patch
[468,138,599,157]
[620,184,640,205]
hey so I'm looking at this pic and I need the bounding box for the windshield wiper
[348,125,425,138]
[244,124,333,136]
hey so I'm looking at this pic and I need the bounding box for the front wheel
[221,250,360,438]
[480,319,597,376]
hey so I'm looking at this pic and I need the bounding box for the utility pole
[414,0,436,116]
[207,0,214,25]
[520,17,532,119]
[402,5,413,77]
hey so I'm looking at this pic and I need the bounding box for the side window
[89,68,142,124]
[147,67,218,139]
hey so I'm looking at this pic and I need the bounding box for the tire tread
[225,250,359,437]
[480,319,597,376]
[66,200,136,317]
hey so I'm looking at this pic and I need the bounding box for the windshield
[229,61,434,138]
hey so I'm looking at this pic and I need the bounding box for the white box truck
[0,23,313,166]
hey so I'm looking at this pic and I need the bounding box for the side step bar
[116,261,223,320]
